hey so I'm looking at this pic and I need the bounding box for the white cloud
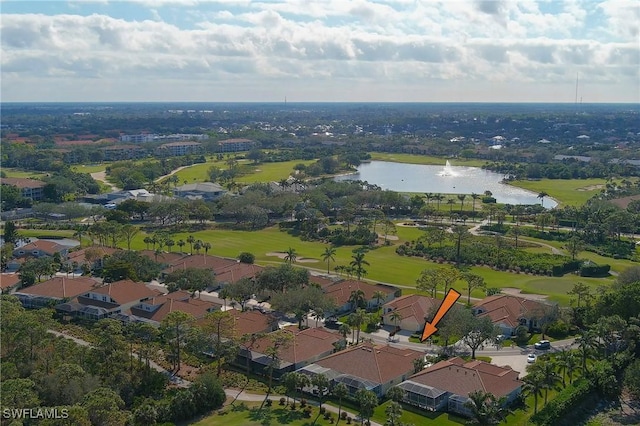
[0,1,638,102]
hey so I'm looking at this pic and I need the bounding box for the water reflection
[334,161,556,207]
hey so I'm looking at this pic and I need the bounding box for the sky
[1,0,639,103]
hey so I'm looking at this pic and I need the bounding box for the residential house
[382,294,441,333]
[214,263,263,288]
[0,274,21,294]
[101,145,147,161]
[173,182,227,201]
[162,254,238,277]
[128,290,221,325]
[397,357,523,417]
[15,276,102,309]
[59,279,160,320]
[472,295,558,336]
[13,240,73,259]
[324,280,398,313]
[224,308,279,339]
[0,178,46,201]
[216,138,255,152]
[297,343,423,397]
[237,326,344,379]
[64,246,120,274]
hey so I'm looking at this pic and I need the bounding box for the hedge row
[530,378,594,426]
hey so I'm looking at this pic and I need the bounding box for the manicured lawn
[70,164,110,174]
[15,221,627,306]
[370,152,487,168]
[1,168,48,178]
[236,160,315,183]
[507,178,611,207]
[165,159,314,185]
[191,401,335,426]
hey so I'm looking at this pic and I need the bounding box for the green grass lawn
[70,164,110,174]
[1,168,48,179]
[164,159,314,185]
[190,401,335,426]
[27,221,626,307]
[506,178,610,207]
[369,152,487,168]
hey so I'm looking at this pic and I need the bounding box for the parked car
[527,353,537,363]
[534,340,551,350]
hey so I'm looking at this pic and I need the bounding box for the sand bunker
[500,288,548,300]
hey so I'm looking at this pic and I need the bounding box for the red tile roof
[315,343,423,385]
[16,276,101,299]
[0,274,21,291]
[88,280,159,304]
[1,177,46,189]
[163,255,237,274]
[244,326,342,365]
[324,280,396,307]
[18,240,68,254]
[407,357,523,398]
[383,294,440,325]
[66,246,120,263]
[131,292,220,323]
[223,308,278,338]
[473,295,553,328]
[309,275,338,289]
[215,263,263,284]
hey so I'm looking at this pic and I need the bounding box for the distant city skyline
[1,0,638,103]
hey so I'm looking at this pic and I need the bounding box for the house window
[102,296,107,302]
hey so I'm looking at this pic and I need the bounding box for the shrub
[319,407,326,415]
[237,252,255,264]
[279,397,286,406]
[546,320,569,339]
[346,417,352,424]
[303,407,312,418]
[265,400,272,407]
[300,398,307,407]
[530,378,594,426]
[341,412,348,420]
[290,403,296,410]
[324,411,331,420]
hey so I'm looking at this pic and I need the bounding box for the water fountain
[439,160,459,177]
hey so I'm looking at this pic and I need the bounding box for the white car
[527,354,537,363]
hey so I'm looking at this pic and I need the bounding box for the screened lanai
[397,380,448,411]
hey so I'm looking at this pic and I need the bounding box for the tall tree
[263,330,293,406]
[416,269,440,298]
[355,389,379,426]
[161,311,195,375]
[462,272,486,305]
[311,373,330,410]
[284,247,298,264]
[333,382,348,425]
[200,311,238,377]
[3,221,19,245]
[523,371,545,414]
[321,246,337,274]
[350,250,369,280]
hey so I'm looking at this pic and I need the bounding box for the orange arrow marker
[421,288,461,342]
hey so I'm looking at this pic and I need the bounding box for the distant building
[216,138,255,152]
[382,294,441,333]
[102,145,147,161]
[156,141,203,157]
[120,134,157,143]
[1,178,46,201]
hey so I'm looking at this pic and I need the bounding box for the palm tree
[457,194,466,212]
[565,353,580,385]
[535,359,560,405]
[523,370,545,414]
[372,290,385,308]
[349,309,367,344]
[143,236,152,250]
[348,289,366,312]
[390,310,402,331]
[166,239,175,252]
[193,239,203,254]
[338,323,351,343]
[577,329,598,374]
[333,383,348,425]
[385,401,403,426]
[281,372,298,406]
[556,348,571,387]
[186,235,195,254]
[350,250,369,280]
[470,193,480,220]
[464,390,508,425]
[177,239,185,253]
[202,241,212,255]
[313,308,325,327]
[311,373,330,410]
[424,192,434,206]
[321,246,336,274]
[284,247,297,264]
[537,191,549,207]
[434,193,444,212]
[447,198,456,213]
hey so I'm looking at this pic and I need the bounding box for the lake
[334,161,557,207]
